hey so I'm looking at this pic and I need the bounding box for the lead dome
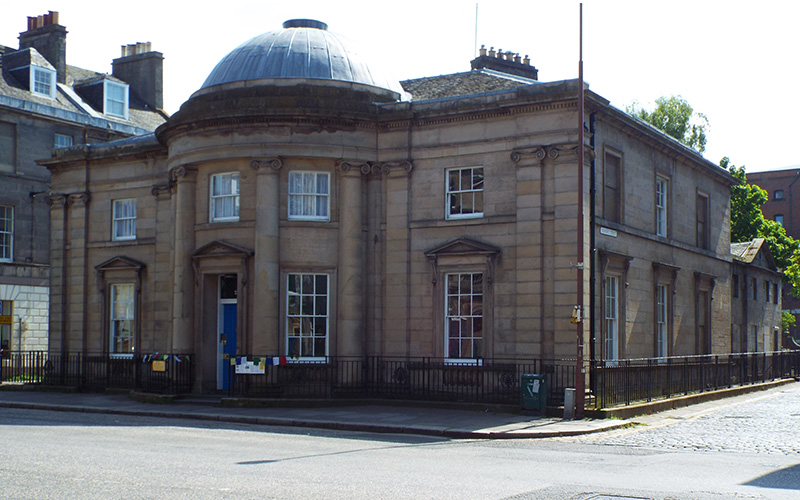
[200,19,403,96]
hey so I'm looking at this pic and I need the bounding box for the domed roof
[200,19,402,95]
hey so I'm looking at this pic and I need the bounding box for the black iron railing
[3,350,799,408]
[0,351,194,394]
[594,350,800,407]
[228,356,576,405]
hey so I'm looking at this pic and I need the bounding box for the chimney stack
[112,42,164,111]
[470,45,538,80]
[18,11,67,84]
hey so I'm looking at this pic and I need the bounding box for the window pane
[314,296,327,316]
[446,167,484,219]
[445,273,483,359]
[315,275,327,294]
[286,273,329,357]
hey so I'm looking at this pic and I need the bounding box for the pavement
[1,381,794,440]
[0,388,627,439]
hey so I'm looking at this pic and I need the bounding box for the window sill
[444,358,483,366]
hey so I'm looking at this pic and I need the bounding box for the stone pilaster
[47,194,67,354]
[511,148,546,358]
[365,166,383,357]
[250,158,282,354]
[335,161,367,358]
[66,192,89,353]
[170,165,197,352]
[380,160,413,357]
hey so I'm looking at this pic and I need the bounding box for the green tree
[627,95,709,152]
[723,157,800,296]
[782,310,796,335]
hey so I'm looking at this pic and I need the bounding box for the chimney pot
[488,46,496,57]
[497,48,503,58]
[514,53,521,63]
[479,44,486,56]
[50,11,59,25]
[523,55,530,65]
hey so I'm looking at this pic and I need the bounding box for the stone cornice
[380,101,576,131]
[159,115,378,143]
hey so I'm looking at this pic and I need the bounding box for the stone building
[730,239,783,352]
[0,11,166,355]
[41,19,771,393]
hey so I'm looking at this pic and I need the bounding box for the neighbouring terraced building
[0,11,166,356]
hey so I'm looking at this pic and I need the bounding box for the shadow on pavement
[743,463,800,490]
[0,406,448,444]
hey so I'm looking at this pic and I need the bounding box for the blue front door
[221,303,237,391]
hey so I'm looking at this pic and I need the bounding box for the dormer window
[104,80,129,119]
[31,66,56,98]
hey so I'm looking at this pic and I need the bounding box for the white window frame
[0,205,13,262]
[288,171,330,221]
[604,275,619,363]
[286,273,329,360]
[775,190,784,200]
[446,166,484,220]
[209,172,240,222]
[31,66,56,98]
[444,272,484,362]
[104,80,129,119]
[655,177,668,238]
[54,133,73,149]
[110,283,135,358]
[112,199,137,241]
[656,284,668,358]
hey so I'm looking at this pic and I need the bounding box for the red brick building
[748,166,800,347]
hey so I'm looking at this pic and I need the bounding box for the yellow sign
[152,360,166,372]
[0,316,11,325]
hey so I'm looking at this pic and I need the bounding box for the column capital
[48,194,68,209]
[169,164,198,182]
[336,159,371,175]
[67,192,90,207]
[512,143,594,164]
[374,160,414,175]
[250,158,283,172]
[151,182,173,199]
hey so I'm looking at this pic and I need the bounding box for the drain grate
[585,496,651,500]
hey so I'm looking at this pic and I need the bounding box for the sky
[2,0,798,172]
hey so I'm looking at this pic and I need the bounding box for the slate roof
[0,45,167,133]
[731,238,777,270]
[401,69,540,101]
